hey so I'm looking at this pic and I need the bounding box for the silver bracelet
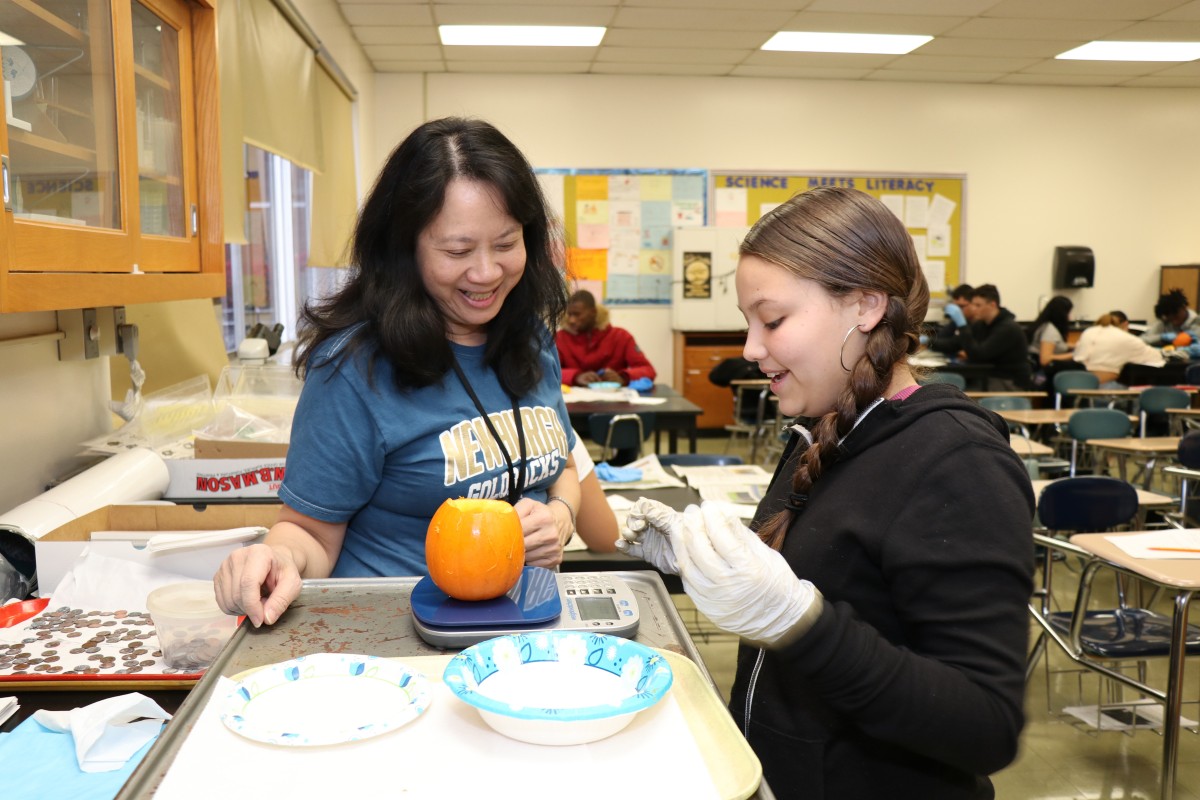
[547,495,576,530]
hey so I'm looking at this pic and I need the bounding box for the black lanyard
[450,355,527,505]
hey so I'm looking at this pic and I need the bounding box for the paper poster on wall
[683,252,713,299]
[709,171,966,297]
[537,168,706,304]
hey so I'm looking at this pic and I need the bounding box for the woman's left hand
[515,497,566,568]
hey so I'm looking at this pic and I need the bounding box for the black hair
[1155,290,1189,320]
[1033,295,1073,340]
[568,289,596,308]
[293,117,568,397]
[973,284,1001,306]
[949,284,974,301]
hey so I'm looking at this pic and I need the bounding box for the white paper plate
[220,653,432,746]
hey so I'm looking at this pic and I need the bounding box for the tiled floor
[649,432,1200,799]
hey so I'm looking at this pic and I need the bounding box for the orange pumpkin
[1175,332,1193,347]
[425,498,525,601]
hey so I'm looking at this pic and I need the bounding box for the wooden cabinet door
[682,344,745,429]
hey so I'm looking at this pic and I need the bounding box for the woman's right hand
[213,543,303,628]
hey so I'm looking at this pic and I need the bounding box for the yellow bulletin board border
[536,168,708,305]
[709,171,966,298]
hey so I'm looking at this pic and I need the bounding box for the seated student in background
[1028,295,1078,387]
[569,431,618,553]
[928,284,975,354]
[1074,310,1165,388]
[557,289,657,387]
[1142,289,1200,344]
[943,283,1033,390]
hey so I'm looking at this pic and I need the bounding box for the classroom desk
[966,391,1045,401]
[566,384,703,454]
[1088,436,1181,489]
[1069,532,1200,800]
[997,409,1140,441]
[1167,408,1200,436]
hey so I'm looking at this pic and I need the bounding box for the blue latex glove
[918,334,930,346]
[944,303,967,329]
[1163,332,1179,344]
[595,463,643,482]
[628,377,654,393]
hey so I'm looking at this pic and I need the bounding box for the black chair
[657,454,745,468]
[1186,363,1200,386]
[588,412,656,463]
[1030,477,1200,712]
[1164,431,1200,527]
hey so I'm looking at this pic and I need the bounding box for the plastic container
[146,581,237,670]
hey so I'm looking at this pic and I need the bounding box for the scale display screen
[575,596,620,621]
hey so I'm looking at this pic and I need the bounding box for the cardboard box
[36,504,280,594]
[164,444,287,500]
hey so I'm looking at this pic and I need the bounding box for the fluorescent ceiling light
[0,30,24,47]
[762,31,932,55]
[1057,41,1200,61]
[439,25,605,47]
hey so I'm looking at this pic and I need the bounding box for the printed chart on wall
[536,169,707,304]
[710,172,965,297]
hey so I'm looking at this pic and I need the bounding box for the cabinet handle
[1,155,9,211]
[191,204,198,236]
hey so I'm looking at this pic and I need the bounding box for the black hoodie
[729,383,1034,799]
[957,307,1033,387]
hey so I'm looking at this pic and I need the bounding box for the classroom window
[220,145,348,353]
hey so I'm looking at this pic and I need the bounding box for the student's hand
[674,502,823,647]
[514,497,564,568]
[576,371,601,386]
[213,543,302,627]
[944,303,967,329]
[599,368,623,384]
[617,497,680,573]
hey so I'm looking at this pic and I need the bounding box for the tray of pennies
[0,599,207,690]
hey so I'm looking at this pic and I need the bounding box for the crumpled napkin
[595,463,644,482]
[628,377,654,393]
[32,692,171,773]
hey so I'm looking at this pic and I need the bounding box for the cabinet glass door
[0,0,121,228]
[131,0,183,237]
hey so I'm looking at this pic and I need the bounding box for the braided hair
[742,187,930,549]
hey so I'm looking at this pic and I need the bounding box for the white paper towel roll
[0,448,170,539]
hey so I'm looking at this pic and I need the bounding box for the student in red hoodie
[556,290,657,387]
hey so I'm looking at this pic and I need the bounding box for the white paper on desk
[33,692,170,772]
[673,465,772,486]
[1105,530,1200,559]
[0,696,18,726]
[598,454,686,492]
[155,677,720,800]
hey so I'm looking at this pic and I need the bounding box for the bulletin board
[535,169,708,304]
[710,172,965,297]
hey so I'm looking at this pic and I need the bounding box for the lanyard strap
[450,355,527,505]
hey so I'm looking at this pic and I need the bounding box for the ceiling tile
[620,0,811,8]
[1110,19,1200,38]
[340,4,432,25]
[993,73,1128,85]
[885,54,1042,72]
[742,50,897,68]
[354,28,442,48]
[1123,74,1200,86]
[433,5,616,25]
[1156,1,1200,21]
[595,46,751,64]
[982,0,1184,20]
[374,61,448,72]
[1020,59,1167,76]
[729,64,875,79]
[612,8,794,32]
[866,69,1006,82]
[777,11,967,35]
[589,61,732,75]
[445,60,594,73]
[915,36,1075,57]
[362,33,440,52]
[433,0,617,4]
[947,17,1131,40]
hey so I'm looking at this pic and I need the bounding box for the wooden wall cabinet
[0,0,221,313]
[674,331,747,429]
[1161,265,1200,310]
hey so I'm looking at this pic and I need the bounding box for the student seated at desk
[926,283,974,355]
[556,290,657,387]
[944,283,1034,390]
[1073,310,1164,388]
[1141,289,1200,345]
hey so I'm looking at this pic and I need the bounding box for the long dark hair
[742,187,930,549]
[1033,296,1072,340]
[294,117,568,396]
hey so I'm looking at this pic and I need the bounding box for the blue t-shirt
[279,330,575,578]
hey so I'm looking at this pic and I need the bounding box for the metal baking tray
[119,570,771,799]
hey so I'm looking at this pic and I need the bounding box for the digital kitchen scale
[410,567,640,648]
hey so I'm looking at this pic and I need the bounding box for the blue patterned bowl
[588,381,622,392]
[443,631,673,745]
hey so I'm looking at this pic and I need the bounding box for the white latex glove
[675,501,823,647]
[615,497,680,574]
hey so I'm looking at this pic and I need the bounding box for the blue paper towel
[0,716,160,800]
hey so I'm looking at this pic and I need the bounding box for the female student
[215,118,582,627]
[619,187,1033,798]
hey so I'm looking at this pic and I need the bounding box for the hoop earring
[839,324,862,372]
